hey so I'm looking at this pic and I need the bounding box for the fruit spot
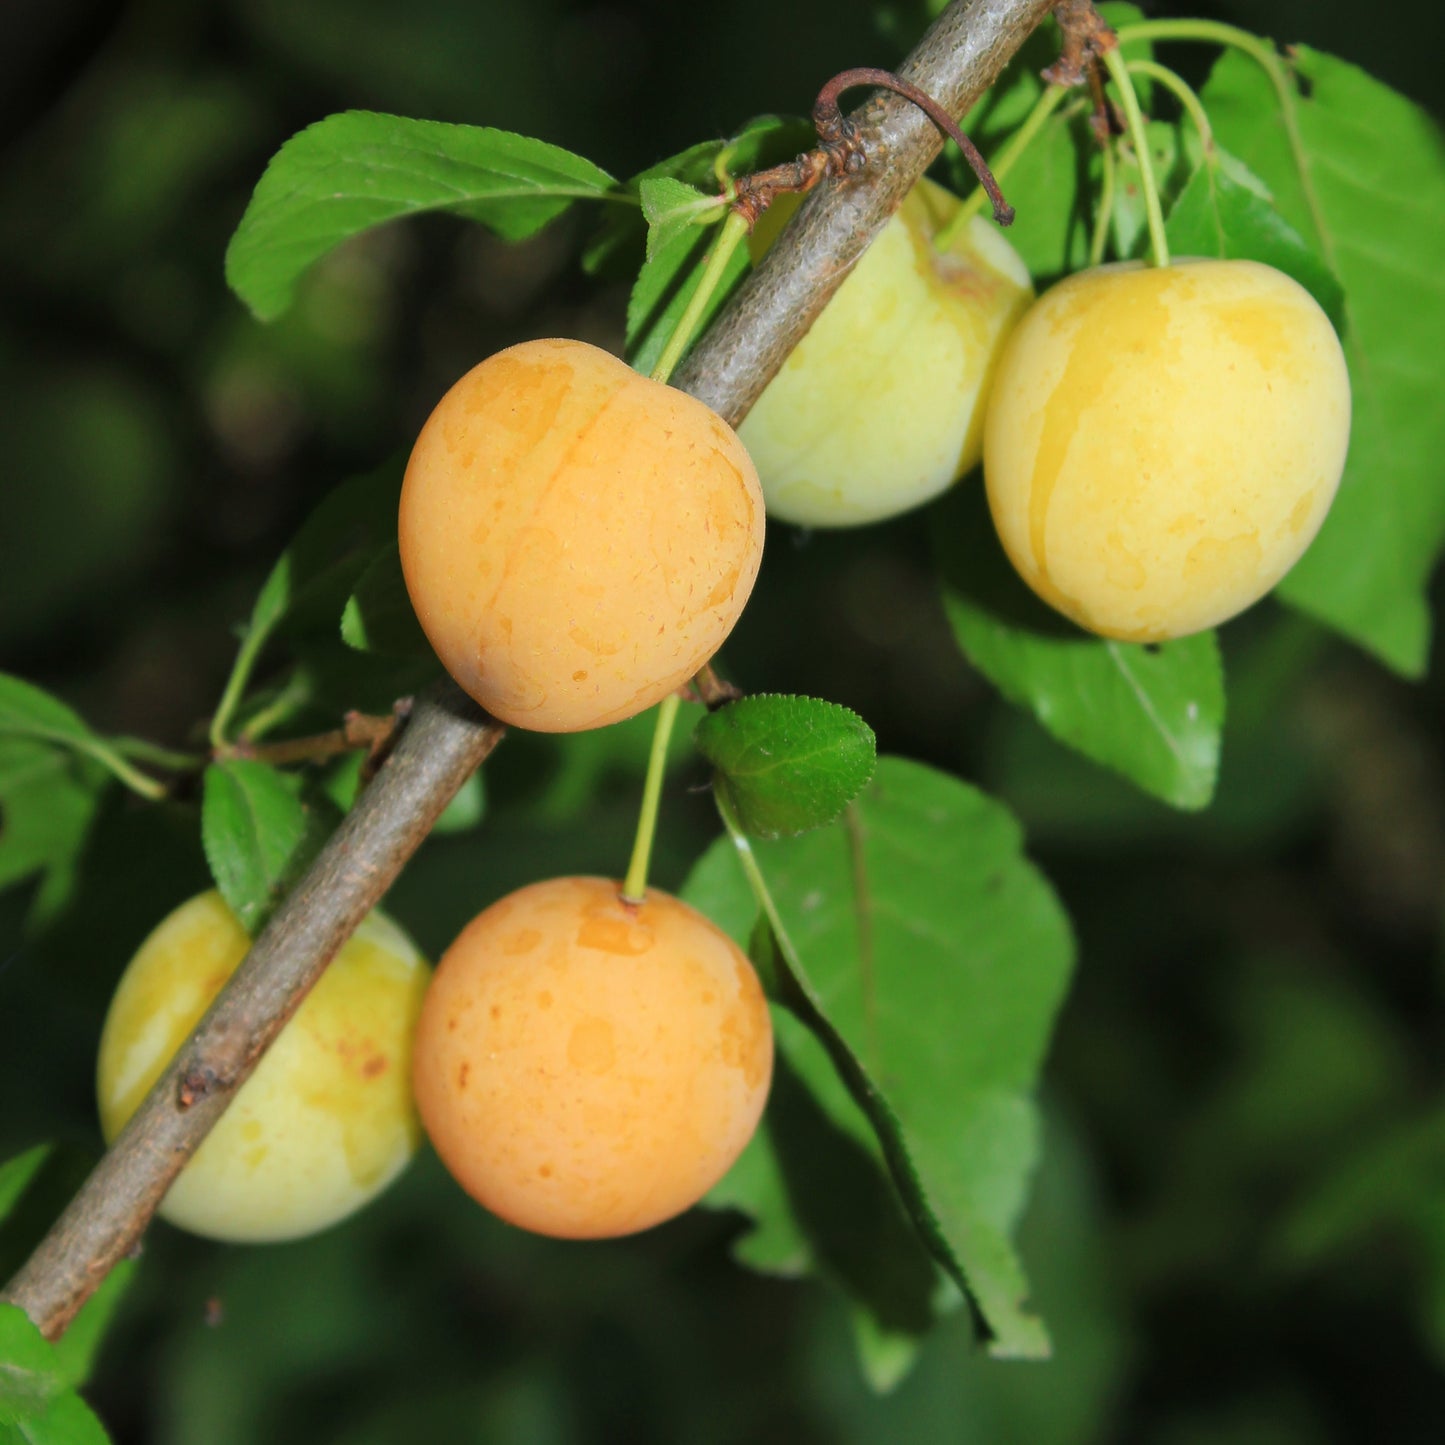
[577,915,653,956]
[567,1018,617,1074]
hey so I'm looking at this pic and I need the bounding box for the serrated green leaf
[639,176,724,262]
[226,111,614,321]
[685,757,1074,1358]
[1166,146,1346,331]
[694,695,876,837]
[1202,46,1445,675]
[201,759,332,933]
[933,485,1223,810]
[340,544,431,658]
[0,1303,112,1443]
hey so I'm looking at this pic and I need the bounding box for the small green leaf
[340,544,431,657]
[0,741,106,921]
[0,1149,51,1227]
[706,1008,943,1389]
[639,176,725,262]
[249,463,403,650]
[0,1303,113,1443]
[583,116,812,278]
[201,760,332,933]
[934,486,1224,810]
[1166,146,1346,331]
[0,675,97,754]
[1204,46,1445,675]
[226,111,614,321]
[49,1262,136,1393]
[1111,120,1194,260]
[626,213,750,377]
[685,757,1075,1359]
[694,695,876,837]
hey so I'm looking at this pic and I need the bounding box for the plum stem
[1089,132,1117,266]
[1128,58,1214,156]
[1114,20,1329,270]
[1101,45,1170,266]
[622,692,682,904]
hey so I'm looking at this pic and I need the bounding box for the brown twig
[689,663,743,710]
[732,63,1015,230]
[1041,0,1119,141]
[813,67,1014,225]
[1041,0,1116,87]
[222,704,411,772]
[3,683,502,1339]
[671,0,1054,428]
[1,0,1055,1342]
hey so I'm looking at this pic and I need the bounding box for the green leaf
[694,695,876,837]
[340,544,431,658]
[0,1304,112,1444]
[0,675,98,755]
[50,1262,136,1392]
[201,759,332,933]
[933,485,1224,810]
[0,741,106,921]
[1203,46,1445,675]
[685,757,1075,1358]
[0,1149,51,1227]
[248,463,403,651]
[706,1007,943,1391]
[1166,147,1346,331]
[626,212,750,377]
[639,176,724,262]
[582,116,811,278]
[226,111,614,321]
[1110,120,1194,261]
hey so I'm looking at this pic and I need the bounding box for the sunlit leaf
[685,757,1074,1358]
[226,111,614,320]
[1203,45,1445,675]
[694,695,876,837]
[934,486,1224,810]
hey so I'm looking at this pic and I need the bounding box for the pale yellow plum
[737,178,1033,527]
[399,338,765,733]
[97,890,430,1243]
[983,258,1351,641]
[412,876,773,1240]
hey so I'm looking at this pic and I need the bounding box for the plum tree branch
[674,0,1055,423]
[1,0,1054,1341]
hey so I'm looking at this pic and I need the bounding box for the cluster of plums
[97,170,1349,1246]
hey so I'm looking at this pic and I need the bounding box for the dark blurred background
[2,1,1444,1441]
